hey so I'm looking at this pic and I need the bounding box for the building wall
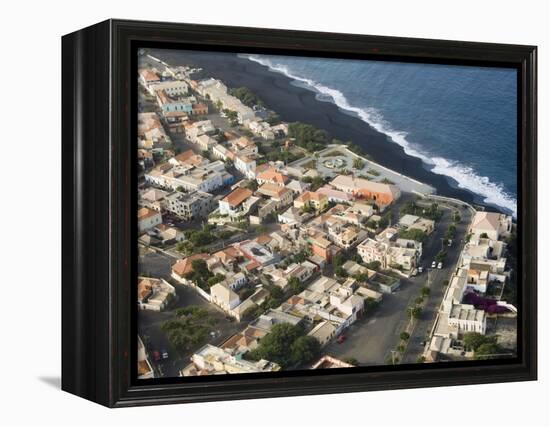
[138,212,162,232]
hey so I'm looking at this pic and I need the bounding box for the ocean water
[244,54,517,217]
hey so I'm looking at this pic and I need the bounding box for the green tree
[400,332,410,341]
[408,306,422,320]
[249,323,305,368]
[366,219,378,229]
[398,228,427,242]
[288,277,303,295]
[475,343,502,360]
[241,305,263,321]
[421,287,430,297]
[288,122,329,152]
[335,266,348,278]
[184,259,213,290]
[207,273,225,287]
[452,211,461,223]
[364,298,379,311]
[353,272,370,283]
[332,253,345,268]
[445,224,457,240]
[269,286,284,300]
[244,180,258,191]
[463,332,496,351]
[290,336,321,366]
[176,241,193,255]
[365,260,381,271]
[352,157,365,170]
[378,212,391,229]
[229,86,264,107]
[435,250,447,263]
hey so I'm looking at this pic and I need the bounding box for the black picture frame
[62,19,537,408]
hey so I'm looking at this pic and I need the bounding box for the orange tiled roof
[174,149,195,162]
[138,278,153,301]
[255,234,272,245]
[222,187,253,207]
[296,191,328,204]
[172,253,209,276]
[138,207,159,221]
[139,69,159,82]
[213,246,241,263]
[245,260,260,271]
[258,182,290,198]
[287,295,304,305]
[257,168,289,185]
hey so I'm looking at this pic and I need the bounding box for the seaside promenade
[290,145,435,195]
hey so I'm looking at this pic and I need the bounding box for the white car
[431,261,436,268]
[437,262,443,269]
[418,266,423,273]
[447,239,452,247]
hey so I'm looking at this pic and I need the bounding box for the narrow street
[401,202,472,364]
[325,197,472,366]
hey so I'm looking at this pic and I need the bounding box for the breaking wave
[243,54,517,217]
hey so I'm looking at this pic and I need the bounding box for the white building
[447,304,487,335]
[234,155,257,179]
[148,79,188,97]
[218,187,255,218]
[469,211,513,241]
[137,277,176,311]
[138,207,162,233]
[181,344,280,376]
[164,191,215,220]
[145,165,225,193]
[210,283,240,312]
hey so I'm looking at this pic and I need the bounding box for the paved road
[324,196,470,366]
[138,250,247,378]
[402,203,472,364]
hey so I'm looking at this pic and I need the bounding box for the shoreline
[150,49,503,212]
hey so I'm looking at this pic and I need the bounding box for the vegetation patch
[247,323,320,369]
[161,306,216,353]
[288,122,330,152]
[400,201,443,221]
[229,86,264,108]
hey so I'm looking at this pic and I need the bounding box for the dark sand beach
[149,49,487,207]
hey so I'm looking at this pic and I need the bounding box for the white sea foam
[243,54,517,217]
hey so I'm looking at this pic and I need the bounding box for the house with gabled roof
[138,207,162,232]
[256,167,289,187]
[171,253,210,283]
[330,174,401,206]
[210,283,240,312]
[469,211,513,241]
[218,187,256,218]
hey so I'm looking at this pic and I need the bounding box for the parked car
[447,239,452,247]
[431,261,436,268]
[337,335,346,344]
[152,351,161,362]
[437,262,443,269]
[418,266,424,273]
[161,350,169,359]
